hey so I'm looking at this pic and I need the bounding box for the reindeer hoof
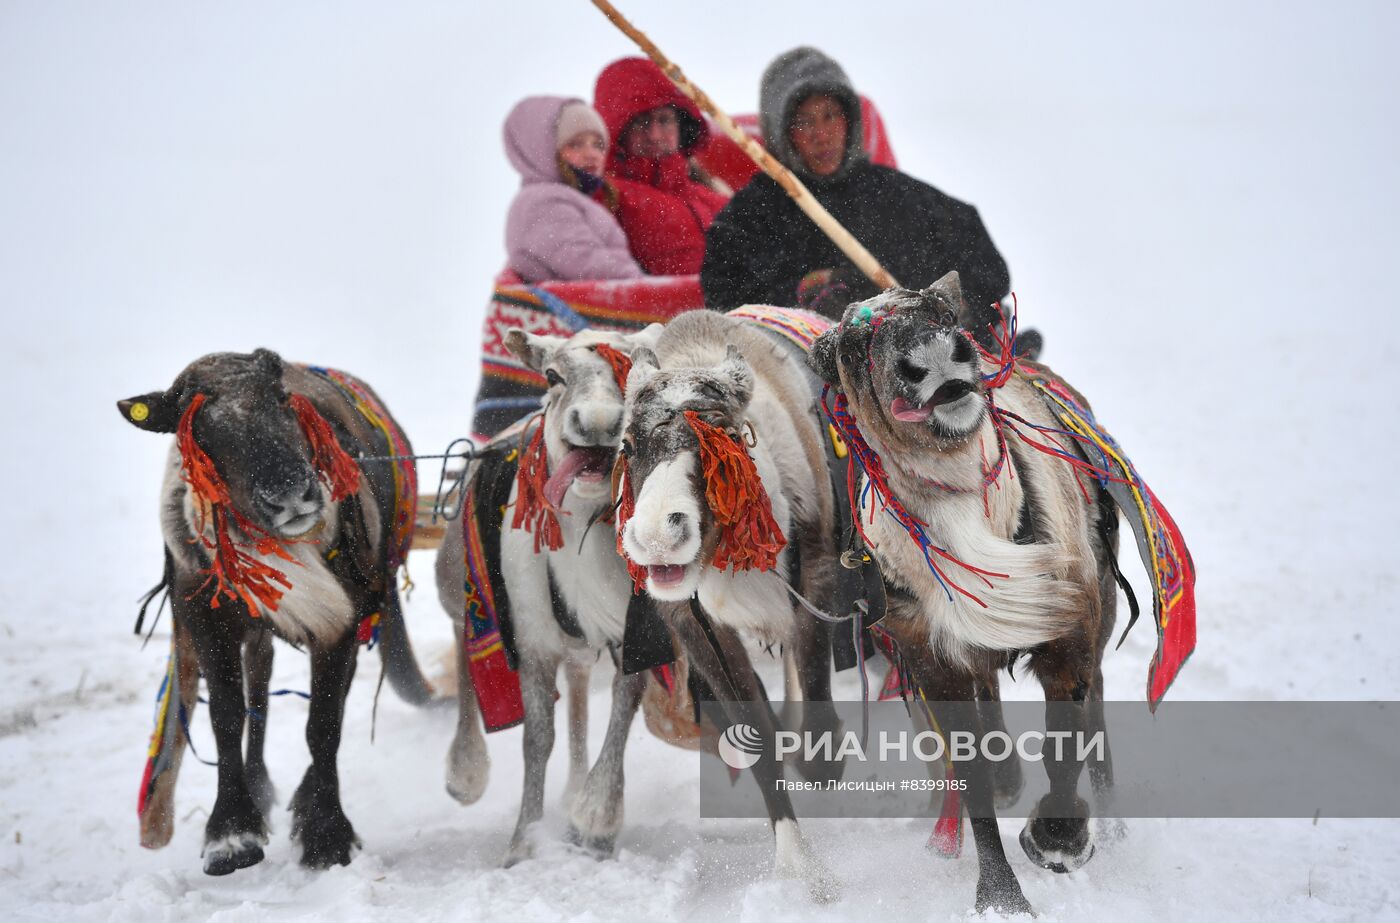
[293,811,361,869]
[202,831,267,876]
[1097,815,1129,843]
[565,823,617,859]
[1020,796,1093,873]
[290,781,360,869]
[446,775,487,806]
[445,739,490,805]
[502,838,534,868]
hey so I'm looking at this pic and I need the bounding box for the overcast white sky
[2,8,1399,915]
[1,0,1396,592]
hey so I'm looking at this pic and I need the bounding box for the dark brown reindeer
[119,348,434,875]
[808,274,1122,915]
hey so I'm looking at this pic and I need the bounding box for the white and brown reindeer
[615,309,846,901]
[438,318,841,871]
[807,273,1124,915]
[119,348,435,875]
[436,324,672,864]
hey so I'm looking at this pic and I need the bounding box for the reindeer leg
[1021,642,1096,874]
[560,655,591,810]
[672,612,840,904]
[893,632,1031,915]
[186,608,268,876]
[1086,661,1126,842]
[438,521,491,805]
[243,627,277,818]
[290,631,360,869]
[566,665,644,858]
[978,676,1025,809]
[504,654,559,867]
[445,613,491,805]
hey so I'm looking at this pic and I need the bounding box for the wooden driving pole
[589,0,900,290]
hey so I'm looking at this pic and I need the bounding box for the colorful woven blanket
[1016,367,1196,709]
[473,277,706,438]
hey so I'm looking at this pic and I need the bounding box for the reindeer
[615,309,844,901]
[806,273,1123,915]
[119,348,434,875]
[436,324,675,864]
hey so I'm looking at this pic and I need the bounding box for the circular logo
[129,402,150,422]
[717,723,763,770]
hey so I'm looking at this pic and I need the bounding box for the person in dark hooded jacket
[701,47,1013,339]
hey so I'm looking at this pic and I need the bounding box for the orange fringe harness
[613,409,786,590]
[176,392,361,614]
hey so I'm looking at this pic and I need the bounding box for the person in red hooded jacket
[593,57,729,276]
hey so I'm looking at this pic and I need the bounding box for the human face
[788,94,849,176]
[559,131,607,175]
[621,105,682,159]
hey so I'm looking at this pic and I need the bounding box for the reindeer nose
[666,512,693,548]
[629,509,696,562]
[254,475,320,517]
[566,405,622,446]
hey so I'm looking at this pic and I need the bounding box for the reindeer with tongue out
[446,324,668,865]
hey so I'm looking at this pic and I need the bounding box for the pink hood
[503,95,578,185]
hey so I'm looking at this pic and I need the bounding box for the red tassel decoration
[683,411,786,573]
[290,394,361,502]
[592,342,633,393]
[176,394,297,613]
[512,422,564,552]
[612,454,648,591]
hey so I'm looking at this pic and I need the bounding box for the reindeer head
[809,271,988,448]
[618,344,784,601]
[118,348,335,538]
[504,325,663,507]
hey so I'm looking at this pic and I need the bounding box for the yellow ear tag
[828,423,848,459]
[130,402,150,422]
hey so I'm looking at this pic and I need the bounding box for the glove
[796,266,881,319]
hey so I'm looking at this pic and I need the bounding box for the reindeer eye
[697,382,725,402]
[544,369,565,388]
[620,438,634,458]
[896,357,926,382]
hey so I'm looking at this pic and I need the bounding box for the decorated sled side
[472,274,706,439]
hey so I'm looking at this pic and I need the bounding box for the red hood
[594,57,709,158]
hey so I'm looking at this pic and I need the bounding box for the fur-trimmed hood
[759,46,866,184]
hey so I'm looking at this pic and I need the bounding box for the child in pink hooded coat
[503,96,642,282]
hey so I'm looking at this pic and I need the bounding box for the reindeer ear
[251,348,284,381]
[118,390,180,433]
[718,345,754,409]
[922,271,969,326]
[625,323,664,354]
[504,329,566,373]
[808,329,841,386]
[625,347,659,394]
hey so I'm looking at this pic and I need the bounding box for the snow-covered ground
[2,2,1398,919]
